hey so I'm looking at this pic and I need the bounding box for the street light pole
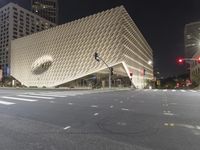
[94,52,112,88]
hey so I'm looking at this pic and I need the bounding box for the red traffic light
[198,56,200,63]
[177,57,184,64]
[178,59,183,63]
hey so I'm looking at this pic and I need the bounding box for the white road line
[110,105,114,108]
[169,103,177,105]
[63,126,71,130]
[121,108,129,111]
[0,100,15,105]
[17,95,54,99]
[91,105,98,108]
[196,126,200,130]
[26,93,66,97]
[180,90,186,92]
[172,89,176,92]
[190,90,197,93]
[1,96,37,102]
[68,103,73,105]
[163,112,175,116]
[94,113,99,116]
[163,89,167,92]
[153,89,158,92]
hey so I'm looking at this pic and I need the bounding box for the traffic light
[94,52,100,61]
[110,67,113,75]
[197,56,200,63]
[177,57,184,64]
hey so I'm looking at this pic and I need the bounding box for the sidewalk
[0,86,132,91]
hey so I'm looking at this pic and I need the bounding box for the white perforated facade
[11,6,153,88]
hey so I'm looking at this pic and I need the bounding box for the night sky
[1,0,200,78]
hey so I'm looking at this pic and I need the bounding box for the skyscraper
[184,22,200,85]
[31,0,58,24]
[184,22,200,58]
[0,2,55,76]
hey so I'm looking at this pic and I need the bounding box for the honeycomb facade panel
[11,6,153,88]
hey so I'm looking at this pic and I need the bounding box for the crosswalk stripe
[17,95,54,99]
[39,92,84,96]
[190,90,197,93]
[180,90,186,92]
[172,90,176,92]
[1,96,37,102]
[26,93,66,97]
[0,100,15,105]
[163,89,167,92]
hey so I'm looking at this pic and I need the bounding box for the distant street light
[148,60,152,65]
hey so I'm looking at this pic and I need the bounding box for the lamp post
[94,52,113,88]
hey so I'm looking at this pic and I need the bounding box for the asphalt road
[0,88,200,150]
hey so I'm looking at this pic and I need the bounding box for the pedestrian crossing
[0,90,103,106]
[0,100,15,105]
[143,89,200,93]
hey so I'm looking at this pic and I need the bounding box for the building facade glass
[184,22,200,84]
[31,0,58,24]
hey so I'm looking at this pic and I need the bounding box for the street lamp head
[148,60,152,65]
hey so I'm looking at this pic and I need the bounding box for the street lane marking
[120,101,123,103]
[163,89,167,92]
[1,96,37,102]
[68,103,73,105]
[164,123,175,127]
[110,105,114,108]
[26,93,66,97]
[117,122,127,126]
[0,100,15,105]
[176,124,195,129]
[121,108,129,111]
[94,113,99,116]
[163,112,175,116]
[153,89,158,92]
[190,90,197,93]
[164,123,169,126]
[180,90,186,92]
[63,126,71,130]
[17,95,54,99]
[196,126,200,130]
[91,105,98,108]
[169,103,177,105]
[172,89,176,92]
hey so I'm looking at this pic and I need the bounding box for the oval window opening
[31,55,53,75]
